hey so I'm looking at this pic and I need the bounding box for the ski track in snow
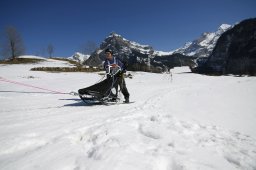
[0,58,256,170]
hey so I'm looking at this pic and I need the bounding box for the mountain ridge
[173,24,232,57]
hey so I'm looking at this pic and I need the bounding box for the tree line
[0,26,97,60]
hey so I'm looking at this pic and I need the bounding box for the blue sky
[0,0,256,57]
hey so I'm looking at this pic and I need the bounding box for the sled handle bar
[106,65,122,76]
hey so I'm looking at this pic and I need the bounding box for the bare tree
[1,26,25,60]
[47,44,54,58]
[80,41,97,54]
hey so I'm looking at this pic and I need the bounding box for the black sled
[78,66,122,104]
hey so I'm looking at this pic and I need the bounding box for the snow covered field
[0,58,256,170]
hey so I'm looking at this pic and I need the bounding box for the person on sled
[103,48,130,103]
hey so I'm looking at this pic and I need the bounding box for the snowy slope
[0,60,256,170]
[17,55,76,67]
[153,50,174,56]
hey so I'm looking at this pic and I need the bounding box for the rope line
[0,77,69,94]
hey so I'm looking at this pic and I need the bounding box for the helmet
[105,48,113,54]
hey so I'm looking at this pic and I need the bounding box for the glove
[110,64,118,68]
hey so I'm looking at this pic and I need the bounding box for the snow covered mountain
[68,52,90,64]
[84,24,232,71]
[173,24,232,58]
[85,33,154,67]
[195,18,256,75]
[85,33,192,71]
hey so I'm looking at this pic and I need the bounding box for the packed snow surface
[0,57,256,170]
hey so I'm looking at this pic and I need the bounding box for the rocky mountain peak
[173,23,232,58]
[218,24,232,31]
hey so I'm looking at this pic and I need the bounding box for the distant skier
[103,49,130,103]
